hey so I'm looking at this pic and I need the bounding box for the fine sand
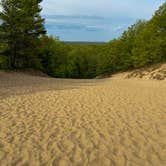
[0,71,166,166]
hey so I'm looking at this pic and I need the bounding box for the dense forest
[0,0,166,78]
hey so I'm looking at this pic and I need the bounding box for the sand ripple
[0,74,166,165]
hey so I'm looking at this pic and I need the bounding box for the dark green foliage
[39,38,101,78]
[67,46,98,78]
[41,2,165,78]
[39,35,70,77]
[0,0,46,69]
[0,2,165,78]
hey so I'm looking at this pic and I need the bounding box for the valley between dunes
[0,71,166,166]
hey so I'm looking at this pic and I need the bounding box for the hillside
[1,2,166,79]
[0,71,166,165]
[112,63,166,81]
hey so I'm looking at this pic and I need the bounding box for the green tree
[0,0,46,68]
[131,3,166,67]
[40,36,70,77]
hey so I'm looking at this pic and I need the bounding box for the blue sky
[0,0,164,41]
[0,0,165,41]
[40,0,165,41]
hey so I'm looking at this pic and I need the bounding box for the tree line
[0,0,166,78]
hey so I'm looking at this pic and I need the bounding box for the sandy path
[0,73,166,166]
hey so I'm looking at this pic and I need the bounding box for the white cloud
[41,0,165,19]
[0,0,164,41]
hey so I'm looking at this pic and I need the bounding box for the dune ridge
[115,63,166,80]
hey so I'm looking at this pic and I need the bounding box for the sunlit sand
[0,71,166,166]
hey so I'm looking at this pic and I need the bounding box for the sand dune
[112,63,166,80]
[0,72,166,166]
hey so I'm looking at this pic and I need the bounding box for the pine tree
[0,0,46,68]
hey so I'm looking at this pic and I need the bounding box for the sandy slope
[112,63,166,80]
[0,72,166,166]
